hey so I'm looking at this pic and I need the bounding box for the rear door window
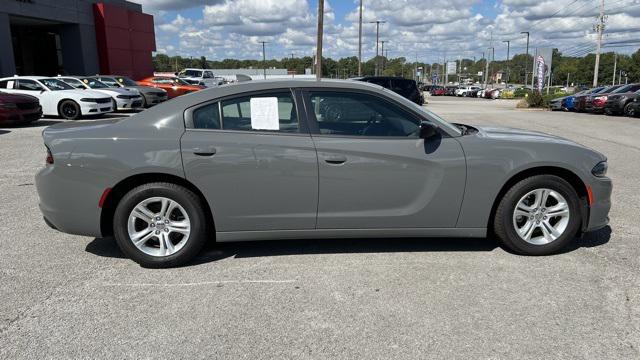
[220,91,299,133]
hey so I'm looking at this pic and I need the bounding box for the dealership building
[0,0,155,79]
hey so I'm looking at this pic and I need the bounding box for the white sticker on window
[250,97,279,130]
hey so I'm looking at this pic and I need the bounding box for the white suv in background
[0,76,113,120]
[455,86,481,97]
[177,68,224,87]
[58,76,143,111]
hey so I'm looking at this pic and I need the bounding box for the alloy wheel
[512,188,570,245]
[127,196,191,257]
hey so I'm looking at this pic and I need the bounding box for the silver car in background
[35,80,612,267]
[92,75,168,108]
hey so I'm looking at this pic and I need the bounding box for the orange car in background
[137,76,205,99]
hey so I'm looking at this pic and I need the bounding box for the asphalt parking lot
[1,97,638,359]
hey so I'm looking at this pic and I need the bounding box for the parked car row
[0,74,210,124]
[423,84,508,99]
[551,83,640,117]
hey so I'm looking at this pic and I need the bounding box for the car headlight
[80,98,97,102]
[116,95,127,99]
[0,102,17,109]
[592,161,608,177]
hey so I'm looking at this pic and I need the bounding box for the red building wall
[93,3,155,80]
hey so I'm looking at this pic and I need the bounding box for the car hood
[128,86,165,94]
[96,87,139,96]
[60,89,107,98]
[476,126,581,146]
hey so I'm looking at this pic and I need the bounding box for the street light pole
[521,31,529,88]
[259,41,268,80]
[369,20,386,76]
[380,40,386,74]
[315,0,324,80]
[503,40,510,88]
[357,0,363,76]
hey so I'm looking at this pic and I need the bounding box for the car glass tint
[61,78,85,89]
[17,80,45,91]
[40,78,73,91]
[193,103,221,129]
[99,78,119,87]
[84,79,109,89]
[309,91,419,137]
[116,77,138,86]
[221,92,298,133]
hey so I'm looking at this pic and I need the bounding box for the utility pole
[259,41,268,80]
[566,72,570,87]
[380,40,386,74]
[521,31,529,88]
[315,0,324,80]
[369,20,386,75]
[612,53,617,85]
[357,0,363,76]
[503,40,510,88]
[593,0,605,87]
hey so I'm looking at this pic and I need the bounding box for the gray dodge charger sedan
[35,80,612,267]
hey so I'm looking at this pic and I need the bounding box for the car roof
[0,76,54,81]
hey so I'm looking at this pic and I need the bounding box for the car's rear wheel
[58,100,81,120]
[494,175,581,255]
[113,182,207,268]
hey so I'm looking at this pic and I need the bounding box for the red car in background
[137,76,204,99]
[584,84,624,113]
[0,91,42,126]
[430,86,446,96]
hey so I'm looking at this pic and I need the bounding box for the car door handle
[323,154,347,164]
[193,147,217,156]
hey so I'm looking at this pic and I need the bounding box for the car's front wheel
[113,182,208,268]
[624,102,635,117]
[494,175,581,255]
[58,100,81,120]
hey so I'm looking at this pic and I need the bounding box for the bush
[501,90,515,99]
[526,91,545,107]
[516,99,529,108]
[513,88,532,98]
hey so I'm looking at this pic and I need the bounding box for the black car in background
[354,76,424,105]
[604,84,640,116]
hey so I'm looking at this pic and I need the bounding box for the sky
[136,0,640,63]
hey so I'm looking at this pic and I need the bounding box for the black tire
[113,182,208,268]
[624,102,634,117]
[493,175,581,255]
[58,100,81,120]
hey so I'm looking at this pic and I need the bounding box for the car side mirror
[419,121,438,139]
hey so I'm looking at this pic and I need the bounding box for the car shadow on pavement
[0,130,10,135]
[85,226,612,267]
[87,236,500,266]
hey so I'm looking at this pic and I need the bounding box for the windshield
[40,78,74,91]
[82,78,109,89]
[116,77,139,87]
[181,70,203,78]
[173,77,191,85]
[98,77,121,87]
[60,78,86,89]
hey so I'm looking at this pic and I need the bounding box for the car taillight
[45,146,53,164]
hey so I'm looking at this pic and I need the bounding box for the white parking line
[102,279,296,287]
